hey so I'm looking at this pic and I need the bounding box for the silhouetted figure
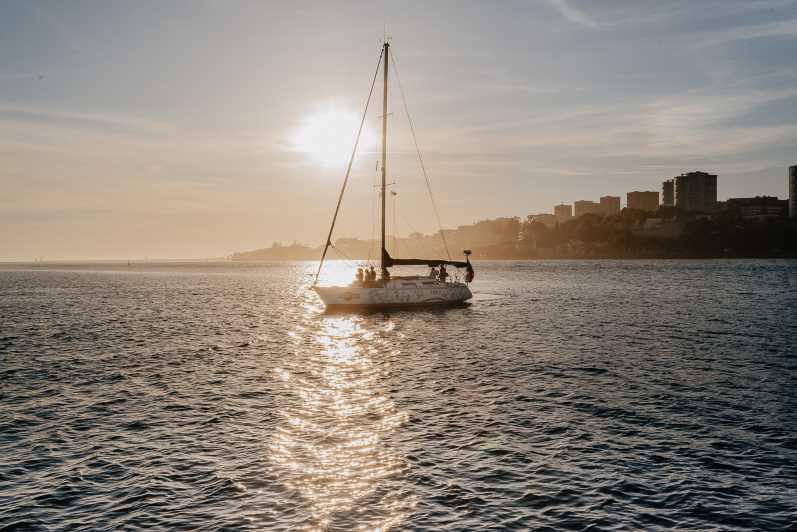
[439,264,448,283]
[369,265,376,283]
[430,266,438,279]
[356,267,364,284]
[465,262,475,283]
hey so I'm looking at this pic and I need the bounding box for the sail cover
[382,250,471,269]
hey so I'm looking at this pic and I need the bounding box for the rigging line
[391,190,400,257]
[330,243,357,264]
[398,210,419,236]
[368,162,377,263]
[390,50,452,260]
[371,188,379,264]
[313,48,384,285]
[398,211,446,259]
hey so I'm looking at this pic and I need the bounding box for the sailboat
[312,41,475,309]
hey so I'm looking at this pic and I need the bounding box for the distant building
[790,166,797,218]
[726,196,788,220]
[627,191,660,212]
[574,200,602,217]
[527,213,557,227]
[554,204,573,222]
[662,179,675,207]
[599,196,621,216]
[674,171,718,212]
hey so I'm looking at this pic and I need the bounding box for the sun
[292,108,376,167]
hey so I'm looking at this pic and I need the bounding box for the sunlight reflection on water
[269,282,414,530]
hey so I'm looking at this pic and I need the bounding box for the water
[1,260,796,531]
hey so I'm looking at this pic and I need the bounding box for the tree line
[230,209,797,261]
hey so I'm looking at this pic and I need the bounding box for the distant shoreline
[3,255,796,267]
[6,210,794,265]
[230,254,797,261]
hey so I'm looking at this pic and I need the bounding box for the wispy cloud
[0,72,45,81]
[0,104,169,135]
[544,0,598,29]
[696,17,797,47]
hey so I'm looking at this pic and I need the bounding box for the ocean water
[1,260,796,531]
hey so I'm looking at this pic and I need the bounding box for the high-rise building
[627,191,660,212]
[674,171,718,212]
[554,204,573,222]
[574,200,602,217]
[662,179,674,207]
[599,196,621,216]
[790,166,797,219]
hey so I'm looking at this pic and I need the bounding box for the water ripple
[0,260,795,530]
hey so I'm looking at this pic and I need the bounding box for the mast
[380,41,389,272]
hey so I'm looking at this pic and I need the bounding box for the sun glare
[293,108,376,167]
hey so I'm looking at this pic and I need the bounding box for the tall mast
[380,41,389,272]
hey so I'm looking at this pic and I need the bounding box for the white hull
[313,277,472,309]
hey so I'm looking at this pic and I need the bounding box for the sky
[2,0,797,260]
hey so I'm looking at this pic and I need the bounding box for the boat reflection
[270,305,414,530]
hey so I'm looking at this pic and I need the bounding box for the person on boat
[355,267,364,284]
[369,265,376,283]
[439,264,448,283]
[429,266,438,279]
[465,263,475,283]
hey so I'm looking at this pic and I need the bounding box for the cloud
[0,104,168,134]
[0,72,45,81]
[544,0,598,29]
[696,17,797,47]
